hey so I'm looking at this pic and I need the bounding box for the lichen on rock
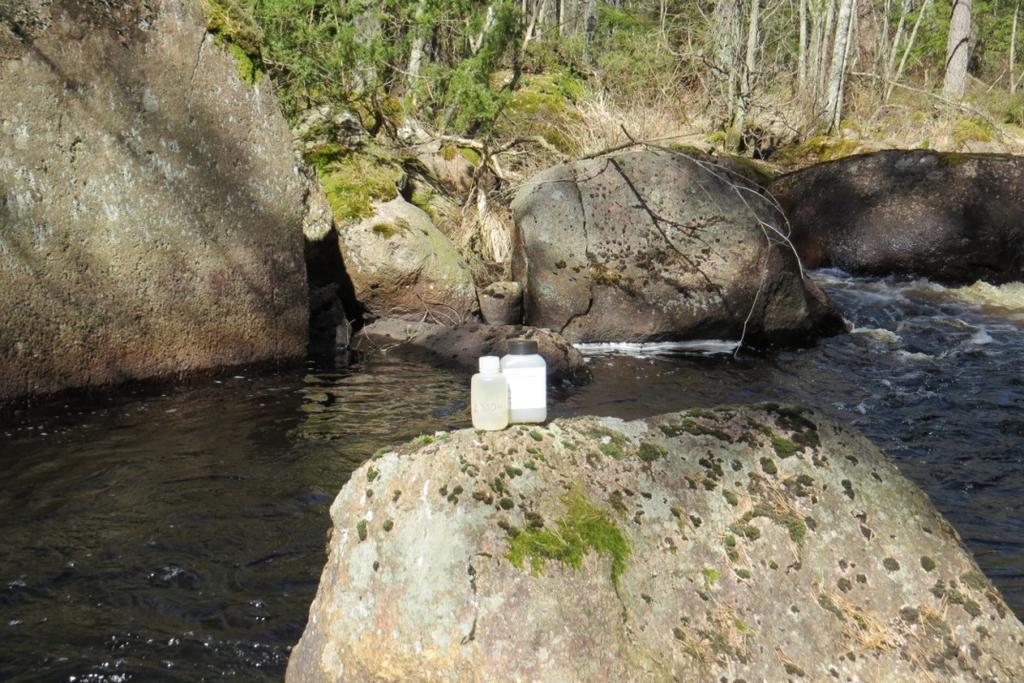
[288,407,1024,682]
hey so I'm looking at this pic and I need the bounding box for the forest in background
[200,0,1024,267]
[203,0,1024,157]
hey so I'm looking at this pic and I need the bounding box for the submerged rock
[0,0,311,399]
[289,406,1024,681]
[352,318,589,385]
[340,197,478,323]
[769,150,1024,284]
[511,149,844,346]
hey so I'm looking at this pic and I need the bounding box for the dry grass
[828,592,899,654]
[571,89,706,156]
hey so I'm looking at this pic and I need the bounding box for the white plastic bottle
[500,339,546,423]
[471,356,509,430]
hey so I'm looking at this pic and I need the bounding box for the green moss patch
[741,505,806,545]
[497,72,583,154]
[199,0,264,85]
[660,418,731,441]
[371,222,399,239]
[701,567,721,586]
[505,490,630,587]
[637,442,667,463]
[766,406,821,450]
[776,136,862,166]
[770,435,799,458]
[308,150,405,222]
[598,443,625,459]
[953,117,995,146]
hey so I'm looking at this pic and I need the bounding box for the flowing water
[1,271,1022,681]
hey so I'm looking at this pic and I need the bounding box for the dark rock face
[769,150,1024,284]
[288,407,1024,681]
[0,0,315,399]
[511,149,844,346]
[352,318,590,385]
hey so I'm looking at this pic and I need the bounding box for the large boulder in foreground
[511,149,844,345]
[352,318,590,385]
[340,197,478,323]
[289,406,1024,682]
[769,150,1024,284]
[0,0,315,400]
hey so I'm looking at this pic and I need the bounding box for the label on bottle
[473,399,506,414]
[504,366,546,410]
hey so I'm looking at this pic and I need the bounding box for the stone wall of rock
[0,0,317,399]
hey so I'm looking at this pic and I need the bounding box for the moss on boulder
[338,197,477,322]
[287,407,1024,681]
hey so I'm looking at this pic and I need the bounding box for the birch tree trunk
[886,0,912,81]
[522,0,547,51]
[825,0,855,131]
[734,0,761,148]
[818,0,836,105]
[886,0,932,100]
[470,4,496,54]
[405,0,429,100]
[943,0,972,100]
[799,0,808,89]
[712,0,743,123]
[1012,5,1019,94]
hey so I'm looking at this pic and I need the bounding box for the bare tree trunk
[808,2,824,107]
[886,0,932,101]
[734,0,761,148]
[660,0,669,44]
[799,0,809,89]
[583,0,599,50]
[886,0,912,81]
[943,0,972,100]
[405,0,429,99]
[1012,4,1019,94]
[818,0,836,106]
[711,0,743,123]
[522,0,547,50]
[825,0,855,131]
[879,0,892,75]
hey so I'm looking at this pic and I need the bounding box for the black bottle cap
[506,338,538,355]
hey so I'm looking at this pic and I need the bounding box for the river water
[1,271,1022,681]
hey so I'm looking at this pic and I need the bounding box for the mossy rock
[496,72,584,155]
[952,117,996,147]
[288,407,1024,682]
[338,197,476,320]
[774,135,867,168]
[511,148,845,345]
[198,0,264,85]
[311,149,405,223]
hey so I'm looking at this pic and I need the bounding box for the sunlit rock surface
[511,149,844,346]
[289,406,1024,681]
[340,197,478,324]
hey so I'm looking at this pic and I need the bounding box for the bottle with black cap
[499,338,546,423]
